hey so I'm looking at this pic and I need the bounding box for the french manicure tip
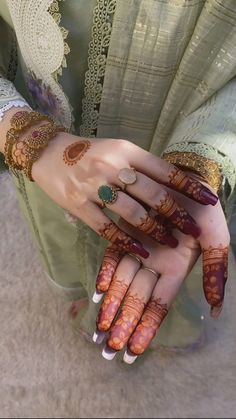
[92,291,103,304]
[102,348,117,361]
[92,332,99,343]
[123,351,138,364]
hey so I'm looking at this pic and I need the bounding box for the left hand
[92,178,230,364]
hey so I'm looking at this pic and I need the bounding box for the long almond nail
[129,240,149,259]
[93,331,106,344]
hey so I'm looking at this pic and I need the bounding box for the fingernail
[123,350,138,364]
[92,331,106,344]
[210,305,223,319]
[92,291,104,303]
[102,346,117,361]
[184,221,201,239]
[130,240,149,259]
[200,189,218,206]
[161,235,179,248]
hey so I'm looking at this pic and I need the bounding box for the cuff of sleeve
[162,142,236,198]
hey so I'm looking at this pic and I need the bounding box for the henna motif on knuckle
[155,193,200,238]
[96,247,122,293]
[63,140,91,165]
[138,214,178,248]
[99,222,149,258]
[96,277,129,332]
[168,167,218,206]
[203,245,228,309]
[128,297,168,355]
[107,292,146,351]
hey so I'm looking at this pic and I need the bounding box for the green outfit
[0,0,236,347]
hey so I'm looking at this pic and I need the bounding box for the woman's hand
[92,179,230,364]
[31,132,218,257]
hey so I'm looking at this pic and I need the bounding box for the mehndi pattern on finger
[97,277,129,331]
[107,291,146,351]
[128,297,168,355]
[168,167,218,206]
[96,247,122,293]
[203,245,228,309]
[156,193,200,238]
[99,222,149,258]
[63,140,91,165]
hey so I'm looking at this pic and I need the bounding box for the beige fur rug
[1,172,236,419]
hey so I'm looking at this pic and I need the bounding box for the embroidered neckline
[80,0,117,137]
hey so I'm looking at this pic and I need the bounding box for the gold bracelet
[4,110,53,170]
[12,122,65,181]
[162,151,222,193]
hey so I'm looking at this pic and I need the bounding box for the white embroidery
[6,0,72,129]
[0,99,30,121]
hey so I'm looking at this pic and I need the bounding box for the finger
[93,245,123,303]
[96,254,141,332]
[97,190,178,247]
[202,245,229,318]
[120,171,200,238]
[102,267,158,360]
[128,146,218,205]
[72,201,149,259]
[124,273,183,364]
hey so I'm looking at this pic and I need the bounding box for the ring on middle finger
[98,184,120,205]
[118,167,137,191]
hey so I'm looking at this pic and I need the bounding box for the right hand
[31,132,218,257]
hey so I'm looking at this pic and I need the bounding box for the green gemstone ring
[98,185,119,205]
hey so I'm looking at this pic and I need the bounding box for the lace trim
[7,0,72,129]
[80,0,117,137]
[163,142,236,195]
[48,0,71,80]
[0,99,30,121]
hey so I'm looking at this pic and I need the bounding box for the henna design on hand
[128,297,168,355]
[96,247,122,293]
[63,140,91,165]
[107,291,146,351]
[99,222,149,258]
[97,276,129,332]
[137,214,178,247]
[156,193,200,238]
[202,245,228,310]
[168,167,218,206]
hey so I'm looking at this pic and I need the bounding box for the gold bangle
[4,110,54,170]
[163,151,222,193]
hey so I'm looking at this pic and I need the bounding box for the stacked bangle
[162,151,222,193]
[4,110,65,181]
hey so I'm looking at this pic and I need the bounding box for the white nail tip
[92,332,99,343]
[123,351,138,364]
[102,348,117,361]
[92,292,103,303]
[93,332,105,344]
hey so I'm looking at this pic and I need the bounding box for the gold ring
[141,266,160,278]
[118,167,137,191]
[127,253,142,266]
